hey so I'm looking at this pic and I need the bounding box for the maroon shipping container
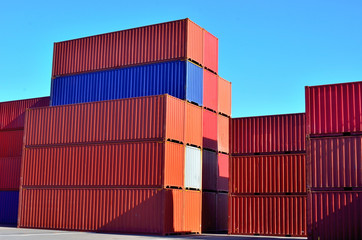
[0,97,49,131]
[203,31,218,74]
[216,193,228,232]
[25,95,202,147]
[52,19,218,77]
[307,191,361,240]
[0,157,21,190]
[203,70,218,112]
[230,154,306,194]
[0,130,24,158]
[202,150,217,191]
[306,81,362,136]
[202,192,228,233]
[230,113,306,155]
[229,195,307,237]
[307,136,362,189]
[217,153,229,192]
[18,188,201,235]
[203,109,217,151]
[22,141,184,189]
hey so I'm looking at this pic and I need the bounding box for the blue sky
[0,0,361,117]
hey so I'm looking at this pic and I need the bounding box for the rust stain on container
[218,77,231,117]
[217,114,229,153]
[0,130,24,158]
[0,157,21,190]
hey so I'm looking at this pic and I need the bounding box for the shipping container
[229,195,307,237]
[52,19,219,77]
[306,81,362,136]
[216,193,228,232]
[203,31,218,74]
[0,97,49,131]
[218,77,231,117]
[18,188,201,234]
[217,153,229,192]
[230,154,306,194]
[307,136,362,189]
[51,60,203,107]
[202,191,217,232]
[24,95,198,146]
[203,109,217,151]
[184,146,202,190]
[307,191,361,240]
[21,141,184,188]
[0,130,24,158]
[0,191,19,225]
[230,113,306,155]
[217,114,229,153]
[185,103,203,148]
[202,150,217,191]
[203,70,218,112]
[0,157,21,190]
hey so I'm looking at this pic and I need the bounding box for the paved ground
[0,227,306,240]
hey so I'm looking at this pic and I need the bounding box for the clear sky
[0,0,361,117]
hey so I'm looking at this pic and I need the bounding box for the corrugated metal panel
[217,114,229,153]
[0,130,23,158]
[306,81,362,136]
[230,154,306,194]
[217,153,229,192]
[184,146,202,189]
[307,191,361,240]
[216,193,228,232]
[164,189,184,233]
[0,97,49,131]
[229,195,307,237]
[218,77,231,117]
[184,190,202,233]
[22,141,184,188]
[51,60,203,107]
[185,103,202,148]
[230,113,306,155]
[0,191,19,225]
[0,157,21,190]
[203,31,218,74]
[25,95,187,146]
[203,70,218,112]
[186,20,203,67]
[202,149,217,191]
[203,109,217,151]
[202,191,217,232]
[307,136,362,189]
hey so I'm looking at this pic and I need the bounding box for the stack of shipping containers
[305,81,362,240]
[0,97,49,225]
[229,113,307,237]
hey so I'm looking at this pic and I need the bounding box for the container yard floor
[0,227,306,240]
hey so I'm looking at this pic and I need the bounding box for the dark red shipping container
[306,81,362,136]
[230,154,306,194]
[307,191,361,240]
[203,109,217,151]
[203,70,218,112]
[217,153,229,192]
[202,192,217,232]
[229,195,307,237]
[22,141,184,188]
[0,130,24,158]
[216,193,228,232]
[18,188,201,235]
[0,97,49,131]
[0,157,21,190]
[217,114,229,153]
[202,150,217,191]
[203,30,218,74]
[307,136,362,189]
[230,113,306,155]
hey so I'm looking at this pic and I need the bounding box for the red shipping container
[203,70,218,112]
[307,136,362,189]
[202,191,217,232]
[203,30,218,74]
[216,193,228,232]
[307,191,361,240]
[217,153,229,192]
[18,188,201,235]
[203,109,217,151]
[218,77,231,117]
[22,141,184,188]
[230,154,306,194]
[306,81,362,136]
[229,195,307,237]
[185,103,202,148]
[230,113,306,155]
[0,97,49,131]
[0,157,21,190]
[0,130,24,158]
[52,19,215,77]
[24,95,200,146]
[202,150,217,191]
[217,114,229,153]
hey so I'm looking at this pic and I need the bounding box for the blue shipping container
[0,191,19,225]
[51,60,203,106]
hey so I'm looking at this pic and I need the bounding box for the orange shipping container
[217,114,229,153]
[185,103,202,148]
[218,77,231,117]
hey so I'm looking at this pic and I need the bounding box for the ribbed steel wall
[0,130,24,157]
[203,70,218,111]
[217,114,229,153]
[0,157,21,190]
[218,77,231,117]
[202,149,217,191]
[203,109,217,151]
[0,191,19,225]
[203,31,218,73]
[217,153,229,192]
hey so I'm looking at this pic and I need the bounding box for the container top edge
[232,112,306,120]
[0,96,50,105]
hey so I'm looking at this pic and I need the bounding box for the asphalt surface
[0,227,307,240]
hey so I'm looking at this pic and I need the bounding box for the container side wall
[185,104,202,147]
[218,114,229,153]
[164,142,185,188]
[202,192,216,232]
[216,193,228,232]
[203,31,218,73]
[185,146,202,190]
[203,109,217,151]
[203,70,218,112]
[164,189,184,234]
[218,77,231,117]
[165,96,185,143]
[185,61,203,106]
[0,157,21,190]
[202,150,217,191]
[0,191,19,225]
[186,20,203,66]
[0,130,24,158]
[217,153,229,192]
[184,190,202,233]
